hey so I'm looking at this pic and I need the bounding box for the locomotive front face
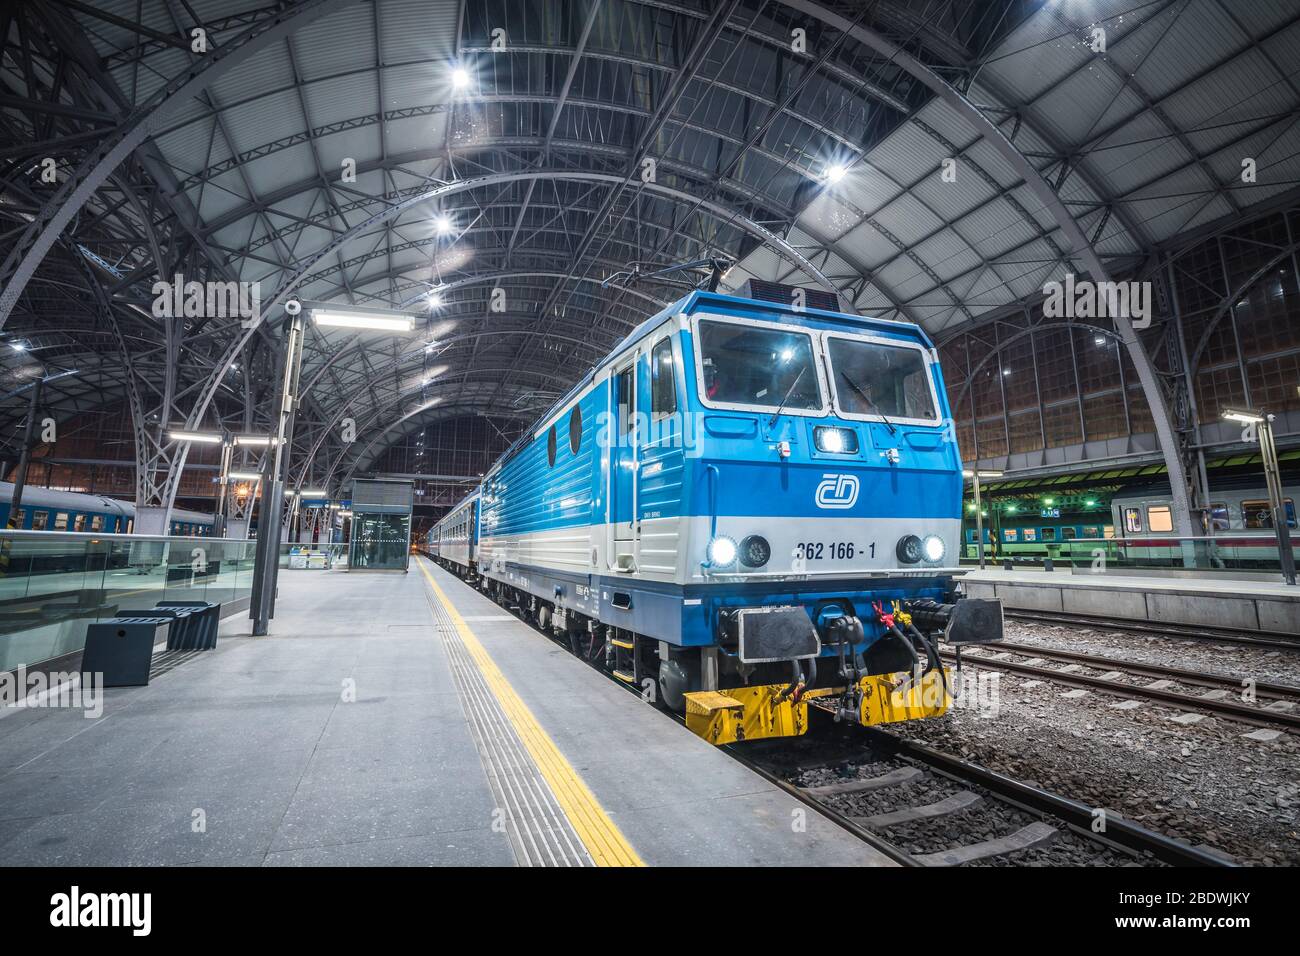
[684,311,961,590]
[666,307,998,743]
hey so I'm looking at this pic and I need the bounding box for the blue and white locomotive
[427,285,1001,744]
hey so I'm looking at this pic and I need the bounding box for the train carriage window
[53,512,69,530]
[1103,526,1115,538]
[697,321,821,411]
[826,336,937,422]
[1082,526,1101,538]
[1022,528,1036,541]
[651,338,677,418]
[73,515,86,532]
[31,510,48,530]
[1242,499,1298,529]
[1041,527,1056,541]
[1003,529,1018,542]
[1208,504,1230,532]
[1124,507,1143,533]
[12,508,24,529]
[90,515,103,531]
[1147,506,1173,532]
[546,425,557,468]
[569,406,582,454]
[1060,527,1076,540]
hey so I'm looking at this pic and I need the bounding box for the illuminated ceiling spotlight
[312,310,415,333]
[8,340,27,352]
[824,163,848,183]
[433,213,454,234]
[451,66,471,89]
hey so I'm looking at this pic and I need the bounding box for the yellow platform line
[417,559,644,867]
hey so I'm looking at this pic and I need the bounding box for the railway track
[947,642,1300,733]
[1004,608,1299,651]
[729,727,1234,867]
[442,560,1240,867]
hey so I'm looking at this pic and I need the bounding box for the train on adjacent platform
[0,482,214,536]
[963,480,1300,569]
[425,286,1002,745]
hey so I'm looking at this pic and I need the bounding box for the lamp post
[1223,408,1295,586]
[248,302,415,636]
[964,469,1004,569]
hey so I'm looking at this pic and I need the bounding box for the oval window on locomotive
[695,319,824,414]
[824,333,940,427]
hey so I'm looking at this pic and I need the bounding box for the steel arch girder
[782,0,1195,536]
[0,0,359,333]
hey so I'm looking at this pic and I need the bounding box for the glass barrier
[961,534,1298,576]
[0,530,258,673]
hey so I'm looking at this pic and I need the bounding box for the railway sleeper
[913,820,1059,867]
[854,790,984,829]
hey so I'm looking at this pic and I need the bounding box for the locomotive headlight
[814,425,858,454]
[896,534,923,564]
[707,535,738,567]
[738,534,771,568]
[922,534,946,562]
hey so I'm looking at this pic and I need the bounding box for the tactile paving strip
[424,589,593,867]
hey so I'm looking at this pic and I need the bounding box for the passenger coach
[427,286,1001,744]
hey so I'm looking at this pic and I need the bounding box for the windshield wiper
[768,365,807,427]
[839,369,897,435]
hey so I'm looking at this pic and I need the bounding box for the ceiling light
[451,67,470,89]
[170,430,222,443]
[825,164,847,183]
[233,434,277,446]
[299,489,326,498]
[434,214,454,234]
[9,341,27,352]
[313,311,415,333]
[228,471,263,481]
[1222,408,1265,424]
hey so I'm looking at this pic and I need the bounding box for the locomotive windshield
[826,336,937,422]
[697,320,821,411]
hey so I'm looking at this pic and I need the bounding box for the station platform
[962,566,1300,635]
[0,557,892,867]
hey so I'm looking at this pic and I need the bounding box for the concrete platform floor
[0,558,893,867]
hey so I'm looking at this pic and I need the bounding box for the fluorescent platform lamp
[312,311,415,333]
[299,489,327,498]
[233,434,277,446]
[228,471,263,481]
[1222,408,1265,424]
[170,429,222,443]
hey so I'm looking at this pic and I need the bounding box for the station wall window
[1041,527,1056,541]
[1147,506,1173,532]
[1242,499,1298,529]
[53,512,69,530]
[1124,507,1143,533]
[651,338,677,418]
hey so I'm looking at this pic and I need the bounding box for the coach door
[608,354,639,570]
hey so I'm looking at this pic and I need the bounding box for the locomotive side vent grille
[738,278,841,314]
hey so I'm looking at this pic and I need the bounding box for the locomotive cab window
[1147,506,1173,532]
[826,335,937,423]
[697,320,821,412]
[651,337,677,418]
